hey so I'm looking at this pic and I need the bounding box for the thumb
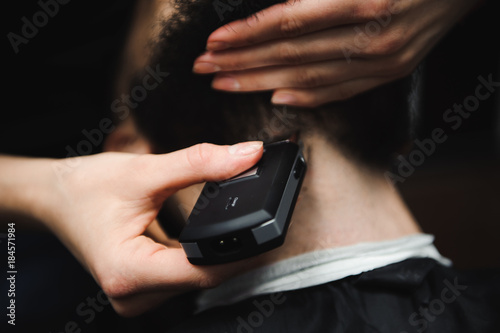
[141,141,263,192]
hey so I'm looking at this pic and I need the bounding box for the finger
[197,16,417,75]
[107,236,260,316]
[195,27,355,73]
[209,18,432,103]
[207,0,366,51]
[104,239,206,317]
[109,289,180,317]
[269,15,442,107]
[271,76,396,107]
[110,236,247,297]
[211,58,379,92]
[138,142,263,193]
[144,219,181,248]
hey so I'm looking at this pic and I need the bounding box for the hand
[42,142,263,316]
[194,0,478,107]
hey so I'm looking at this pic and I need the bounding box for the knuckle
[95,254,138,299]
[241,32,259,47]
[225,57,247,71]
[294,69,324,88]
[99,271,135,299]
[130,154,153,174]
[386,0,406,15]
[363,0,390,20]
[387,51,416,78]
[196,274,223,289]
[108,299,136,318]
[186,143,214,172]
[280,13,304,38]
[371,30,407,56]
[277,42,303,64]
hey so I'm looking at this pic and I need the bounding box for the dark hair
[130,0,414,168]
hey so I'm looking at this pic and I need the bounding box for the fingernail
[212,75,241,91]
[193,62,222,74]
[272,92,298,105]
[228,141,263,155]
[207,41,230,51]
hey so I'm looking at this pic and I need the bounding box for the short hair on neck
[129,0,416,169]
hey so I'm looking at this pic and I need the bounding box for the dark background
[1,0,499,332]
[2,1,143,332]
[2,0,137,158]
[399,0,500,269]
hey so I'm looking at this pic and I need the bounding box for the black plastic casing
[179,141,307,265]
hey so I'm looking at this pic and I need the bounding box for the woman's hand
[194,0,478,107]
[10,142,263,316]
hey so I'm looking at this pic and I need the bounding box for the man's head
[115,0,415,170]
[104,0,422,264]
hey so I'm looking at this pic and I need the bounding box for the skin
[0,0,428,319]
[193,0,480,107]
[109,0,423,315]
[134,127,421,255]
[114,122,422,260]
[101,116,422,316]
[0,141,264,317]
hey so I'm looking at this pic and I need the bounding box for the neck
[252,135,421,266]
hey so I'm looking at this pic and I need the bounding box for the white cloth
[196,234,451,313]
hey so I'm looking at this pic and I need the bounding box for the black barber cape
[165,258,500,333]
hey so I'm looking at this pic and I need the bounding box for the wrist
[0,156,60,229]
